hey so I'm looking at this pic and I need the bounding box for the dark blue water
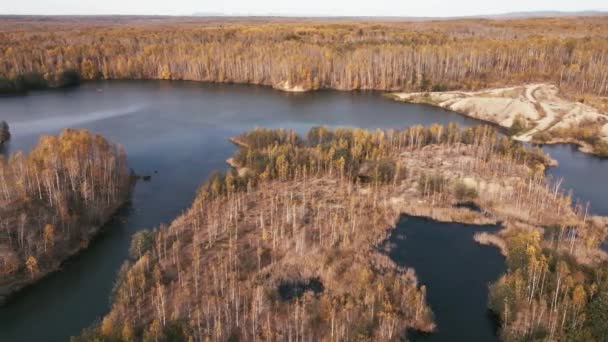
[389,216,504,342]
[543,144,608,216]
[0,81,483,342]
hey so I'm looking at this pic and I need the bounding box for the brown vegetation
[539,118,608,156]
[1,16,608,106]
[76,124,607,341]
[0,129,132,302]
[488,219,608,341]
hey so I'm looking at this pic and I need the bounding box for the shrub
[453,180,478,201]
[54,69,81,88]
[0,77,17,93]
[509,114,528,135]
[431,83,449,92]
[17,72,48,90]
[534,131,552,142]
[586,290,608,341]
[129,230,154,259]
[418,173,448,195]
[594,140,608,156]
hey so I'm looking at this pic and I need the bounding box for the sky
[1,0,607,17]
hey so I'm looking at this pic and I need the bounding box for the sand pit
[392,84,608,153]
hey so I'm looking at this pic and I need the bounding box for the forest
[0,129,132,301]
[1,16,608,110]
[75,124,607,341]
[488,223,608,341]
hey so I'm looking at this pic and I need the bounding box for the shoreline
[0,196,132,306]
[0,127,135,307]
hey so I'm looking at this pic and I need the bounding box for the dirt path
[516,84,557,141]
[392,84,608,151]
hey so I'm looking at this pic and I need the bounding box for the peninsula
[0,129,132,304]
[392,84,608,156]
[77,125,607,341]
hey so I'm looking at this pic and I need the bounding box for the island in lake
[74,125,607,341]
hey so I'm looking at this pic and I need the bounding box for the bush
[0,77,17,94]
[548,119,603,146]
[509,114,528,135]
[372,160,396,184]
[307,126,334,146]
[420,78,431,91]
[16,72,48,90]
[54,69,81,88]
[534,131,552,143]
[431,83,449,92]
[129,230,154,259]
[594,141,608,156]
[418,173,447,195]
[453,180,478,201]
[585,290,608,341]
[0,70,81,94]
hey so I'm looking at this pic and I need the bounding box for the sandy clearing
[392,84,608,149]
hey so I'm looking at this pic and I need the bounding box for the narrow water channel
[543,144,608,216]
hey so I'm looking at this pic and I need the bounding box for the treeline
[1,17,607,104]
[0,129,131,293]
[0,69,80,94]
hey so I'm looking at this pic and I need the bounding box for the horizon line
[1,9,608,19]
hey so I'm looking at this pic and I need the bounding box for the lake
[0,80,606,341]
[388,216,504,342]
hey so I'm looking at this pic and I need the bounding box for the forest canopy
[0,129,132,297]
[0,16,607,108]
